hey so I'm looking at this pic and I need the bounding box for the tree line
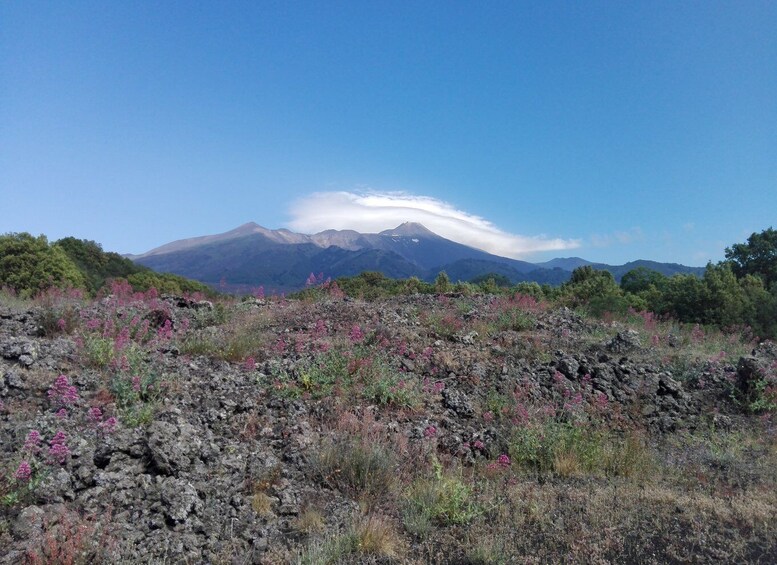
[0,233,214,298]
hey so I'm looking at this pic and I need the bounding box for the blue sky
[1,1,775,265]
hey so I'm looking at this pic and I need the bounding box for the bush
[0,233,86,297]
[313,437,397,498]
[402,457,477,534]
[509,421,652,478]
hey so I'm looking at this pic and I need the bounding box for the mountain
[131,223,704,292]
[534,257,594,271]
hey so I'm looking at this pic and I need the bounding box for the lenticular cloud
[287,191,580,259]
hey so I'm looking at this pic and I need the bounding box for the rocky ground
[1,288,776,564]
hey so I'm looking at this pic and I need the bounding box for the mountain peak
[230,222,262,234]
[380,222,437,237]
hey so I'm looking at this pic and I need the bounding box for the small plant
[109,372,164,427]
[426,311,464,340]
[509,421,652,478]
[313,437,397,499]
[402,457,477,534]
[296,512,403,564]
[22,508,116,564]
[35,287,84,336]
[294,507,326,534]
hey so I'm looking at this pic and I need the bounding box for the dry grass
[251,492,274,516]
[351,513,404,559]
[293,507,326,535]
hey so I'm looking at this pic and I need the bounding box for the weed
[402,457,477,533]
[296,512,403,564]
[293,507,326,535]
[109,372,164,427]
[313,437,397,499]
[509,421,653,478]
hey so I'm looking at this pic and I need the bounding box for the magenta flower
[14,461,32,482]
[23,430,42,453]
[423,425,437,438]
[88,406,103,423]
[48,430,70,465]
[157,319,174,340]
[100,417,118,434]
[497,454,511,468]
[349,325,365,343]
[48,374,79,406]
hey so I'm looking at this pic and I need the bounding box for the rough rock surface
[0,293,772,563]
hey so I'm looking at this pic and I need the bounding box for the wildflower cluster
[47,374,79,408]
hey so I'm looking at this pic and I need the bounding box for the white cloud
[286,191,580,259]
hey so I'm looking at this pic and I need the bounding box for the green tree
[654,274,707,323]
[702,262,748,327]
[0,233,86,297]
[620,267,668,295]
[562,266,628,315]
[55,237,146,294]
[724,227,777,290]
[739,274,777,338]
[434,271,451,293]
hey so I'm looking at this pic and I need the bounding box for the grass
[402,457,478,535]
[508,422,654,478]
[296,512,404,564]
[313,437,397,500]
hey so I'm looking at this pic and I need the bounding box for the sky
[1,1,775,266]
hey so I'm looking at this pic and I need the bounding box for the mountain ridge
[130,222,705,292]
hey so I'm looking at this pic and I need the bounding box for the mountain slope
[132,223,705,292]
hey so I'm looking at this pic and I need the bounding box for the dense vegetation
[2,228,775,338]
[296,228,777,340]
[0,233,214,298]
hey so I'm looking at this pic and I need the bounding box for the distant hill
[533,257,594,271]
[131,223,704,292]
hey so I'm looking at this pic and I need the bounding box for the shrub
[0,233,86,297]
[313,437,397,499]
[296,513,403,564]
[509,421,652,478]
[402,457,477,534]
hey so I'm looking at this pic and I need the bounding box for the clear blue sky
[2,1,775,265]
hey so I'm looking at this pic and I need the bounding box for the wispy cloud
[286,191,580,259]
[589,227,645,248]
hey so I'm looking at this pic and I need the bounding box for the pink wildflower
[23,430,42,453]
[423,425,437,438]
[157,319,174,340]
[48,430,70,464]
[14,461,32,482]
[349,324,365,343]
[48,374,79,405]
[100,417,118,434]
